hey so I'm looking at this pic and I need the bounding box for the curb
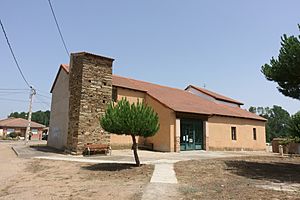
[11,146,20,156]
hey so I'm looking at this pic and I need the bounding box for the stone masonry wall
[67,52,114,154]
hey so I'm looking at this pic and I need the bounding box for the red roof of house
[51,64,266,121]
[0,118,45,128]
[185,85,244,105]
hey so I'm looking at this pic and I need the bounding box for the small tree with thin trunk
[100,98,159,166]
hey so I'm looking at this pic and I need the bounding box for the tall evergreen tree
[100,98,160,166]
[261,25,300,100]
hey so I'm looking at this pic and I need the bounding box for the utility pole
[25,86,36,145]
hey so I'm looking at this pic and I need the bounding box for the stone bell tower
[66,52,114,154]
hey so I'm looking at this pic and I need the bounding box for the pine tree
[100,98,159,166]
[261,24,300,100]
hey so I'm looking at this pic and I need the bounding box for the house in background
[0,117,45,140]
[48,52,266,154]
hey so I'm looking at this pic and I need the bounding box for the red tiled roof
[51,64,266,121]
[112,75,266,121]
[61,64,69,72]
[0,118,45,128]
[186,85,244,105]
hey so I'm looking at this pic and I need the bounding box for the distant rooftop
[0,117,45,128]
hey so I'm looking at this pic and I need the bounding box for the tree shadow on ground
[30,145,64,154]
[81,163,138,171]
[225,160,300,183]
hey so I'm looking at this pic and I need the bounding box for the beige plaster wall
[48,70,69,149]
[145,95,176,152]
[117,87,145,103]
[207,116,266,151]
[110,88,175,152]
[109,87,146,146]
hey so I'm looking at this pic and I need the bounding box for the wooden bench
[84,143,111,156]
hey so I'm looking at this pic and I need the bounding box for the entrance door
[180,119,203,151]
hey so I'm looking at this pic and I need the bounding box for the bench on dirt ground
[84,143,111,156]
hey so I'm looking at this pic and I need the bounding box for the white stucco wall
[47,69,69,149]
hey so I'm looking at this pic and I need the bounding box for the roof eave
[187,85,244,105]
[50,64,69,93]
[210,114,267,122]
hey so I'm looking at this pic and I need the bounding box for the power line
[0,97,48,105]
[0,98,29,103]
[0,19,31,88]
[47,0,70,57]
[0,91,28,93]
[0,91,28,96]
[36,89,51,96]
[35,96,51,107]
[36,93,51,99]
[0,88,29,91]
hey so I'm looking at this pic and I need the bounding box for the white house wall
[47,69,70,149]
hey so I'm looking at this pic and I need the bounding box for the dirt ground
[0,145,153,200]
[2,142,300,200]
[175,156,300,200]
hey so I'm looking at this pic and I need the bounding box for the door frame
[180,118,203,151]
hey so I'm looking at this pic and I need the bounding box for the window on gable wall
[253,128,257,140]
[231,127,237,140]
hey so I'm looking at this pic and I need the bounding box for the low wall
[271,138,283,153]
[272,138,300,154]
[288,143,300,154]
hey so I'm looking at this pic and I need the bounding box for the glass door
[180,119,203,151]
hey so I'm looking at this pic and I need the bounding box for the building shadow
[81,163,137,171]
[30,145,65,154]
[225,160,300,183]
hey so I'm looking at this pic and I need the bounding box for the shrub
[287,111,300,137]
[279,136,300,146]
[8,132,18,138]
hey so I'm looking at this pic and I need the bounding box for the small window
[112,87,117,102]
[31,129,38,134]
[231,127,237,140]
[253,128,257,140]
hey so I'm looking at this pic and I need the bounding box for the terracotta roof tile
[61,64,69,73]
[112,76,266,121]
[50,64,69,93]
[0,118,45,128]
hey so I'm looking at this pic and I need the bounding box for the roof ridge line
[113,74,192,94]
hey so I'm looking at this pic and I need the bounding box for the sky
[0,0,300,119]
